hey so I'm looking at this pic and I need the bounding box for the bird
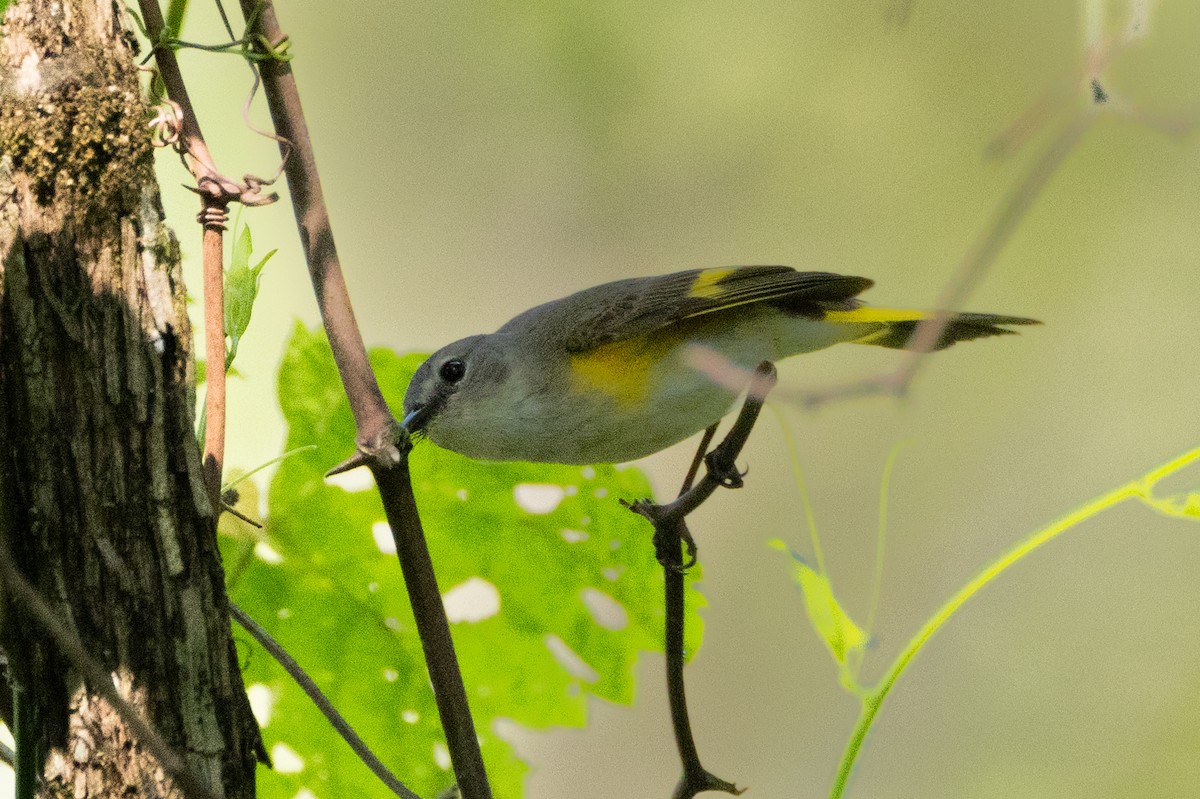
[402,266,1037,464]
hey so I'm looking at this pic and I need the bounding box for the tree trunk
[0,1,262,796]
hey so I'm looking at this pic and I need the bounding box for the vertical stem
[201,216,225,506]
[664,520,704,790]
[665,427,715,783]
[658,423,744,798]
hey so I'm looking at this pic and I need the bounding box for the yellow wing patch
[688,268,737,299]
[823,307,929,324]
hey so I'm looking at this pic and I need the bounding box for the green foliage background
[155,2,1200,798]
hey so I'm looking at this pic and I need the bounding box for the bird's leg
[662,423,719,570]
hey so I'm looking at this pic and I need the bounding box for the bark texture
[0,1,261,796]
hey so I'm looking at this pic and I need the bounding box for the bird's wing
[532,266,874,352]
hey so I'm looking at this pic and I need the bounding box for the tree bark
[0,1,261,796]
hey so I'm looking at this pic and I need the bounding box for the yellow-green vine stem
[830,445,1200,798]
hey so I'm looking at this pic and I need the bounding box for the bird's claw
[705,450,746,489]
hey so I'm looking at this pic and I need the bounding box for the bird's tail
[823,308,1040,351]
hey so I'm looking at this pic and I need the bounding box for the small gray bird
[403,266,1036,464]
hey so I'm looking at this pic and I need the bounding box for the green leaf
[164,0,189,38]
[233,323,701,799]
[769,539,868,685]
[223,224,276,371]
[195,359,241,389]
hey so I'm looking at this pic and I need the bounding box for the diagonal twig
[783,1,1191,412]
[0,557,219,799]
[228,602,421,799]
[793,110,1094,410]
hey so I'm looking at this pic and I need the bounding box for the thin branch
[627,362,778,798]
[664,424,739,799]
[133,0,274,208]
[663,426,713,783]
[638,363,779,525]
[228,602,421,799]
[0,558,219,799]
[792,110,1095,410]
[234,3,491,796]
[679,426,718,497]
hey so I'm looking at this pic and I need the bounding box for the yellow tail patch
[822,307,929,324]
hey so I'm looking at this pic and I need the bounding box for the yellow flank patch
[823,307,928,324]
[568,332,680,407]
[688,268,736,299]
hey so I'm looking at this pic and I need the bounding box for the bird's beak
[401,403,435,436]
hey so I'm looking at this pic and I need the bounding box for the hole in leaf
[433,742,451,770]
[254,542,284,564]
[544,634,599,682]
[514,483,565,514]
[270,743,304,774]
[247,683,275,727]
[581,588,628,630]
[443,577,501,623]
[372,522,396,554]
[325,468,375,493]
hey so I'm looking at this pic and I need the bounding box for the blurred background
[141,1,1200,796]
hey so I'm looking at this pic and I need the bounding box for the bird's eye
[439,358,466,383]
